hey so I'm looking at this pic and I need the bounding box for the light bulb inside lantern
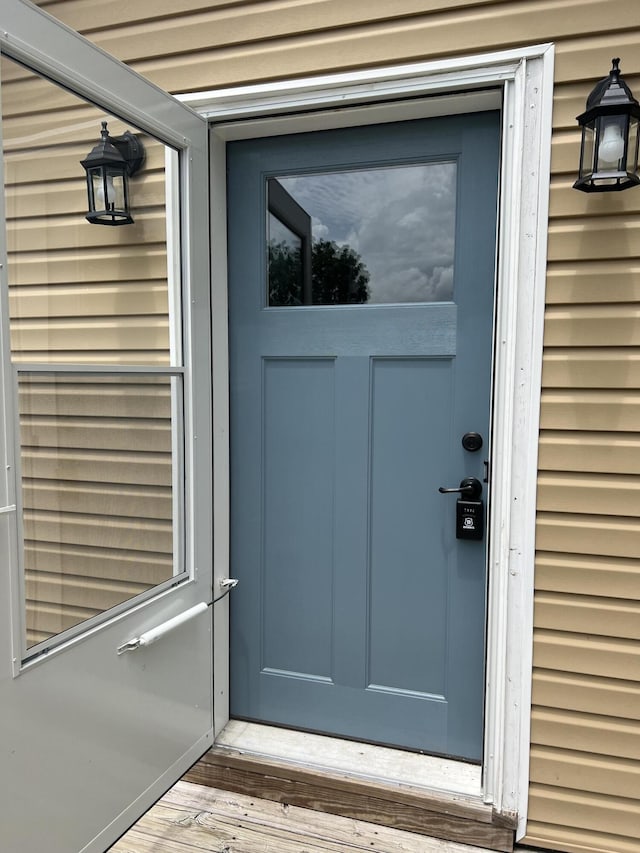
[598,123,625,168]
[96,174,116,208]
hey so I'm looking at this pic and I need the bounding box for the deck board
[109,781,497,853]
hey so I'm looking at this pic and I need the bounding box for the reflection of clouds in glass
[279,163,456,303]
[311,217,330,241]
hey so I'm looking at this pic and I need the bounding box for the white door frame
[190,42,554,838]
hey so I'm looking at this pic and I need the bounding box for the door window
[267,162,457,306]
[2,55,185,661]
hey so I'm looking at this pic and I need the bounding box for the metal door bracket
[212,577,239,603]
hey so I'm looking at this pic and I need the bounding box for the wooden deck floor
[109,781,500,853]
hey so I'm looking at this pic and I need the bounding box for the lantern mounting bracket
[109,129,145,177]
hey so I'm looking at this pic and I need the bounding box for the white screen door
[0,3,212,852]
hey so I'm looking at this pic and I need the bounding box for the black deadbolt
[461,432,483,452]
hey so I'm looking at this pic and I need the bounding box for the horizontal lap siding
[32,0,640,93]
[29,2,640,851]
[536,13,640,852]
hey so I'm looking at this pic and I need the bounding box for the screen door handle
[117,601,209,654]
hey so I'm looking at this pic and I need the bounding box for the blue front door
[228,112,500,760]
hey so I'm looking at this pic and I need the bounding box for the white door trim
[192,42,554,839]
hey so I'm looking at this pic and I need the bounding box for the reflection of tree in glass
[268,239,303,306]
[312,240,370,305]
[268,238,370,306]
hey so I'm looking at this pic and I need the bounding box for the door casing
[194,42,554,838]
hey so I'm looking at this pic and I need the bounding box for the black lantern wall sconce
[80,121,145,224]
[574,58,640,193]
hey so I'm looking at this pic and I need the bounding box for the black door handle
[438,477,483,500]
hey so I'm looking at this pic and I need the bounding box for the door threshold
[187,721,514,850]
[217,719,482,799]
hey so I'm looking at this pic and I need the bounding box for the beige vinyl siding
[1,55,177,648]
[534,14,640,847]
[24,2,640,851]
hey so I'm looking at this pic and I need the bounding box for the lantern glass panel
[86,166,98,209]
[580,122,596,179]
[107,167,127,210]
[87,165,129,223]
[628,115,640,174]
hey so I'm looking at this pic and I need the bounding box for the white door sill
[218,720,482,800]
